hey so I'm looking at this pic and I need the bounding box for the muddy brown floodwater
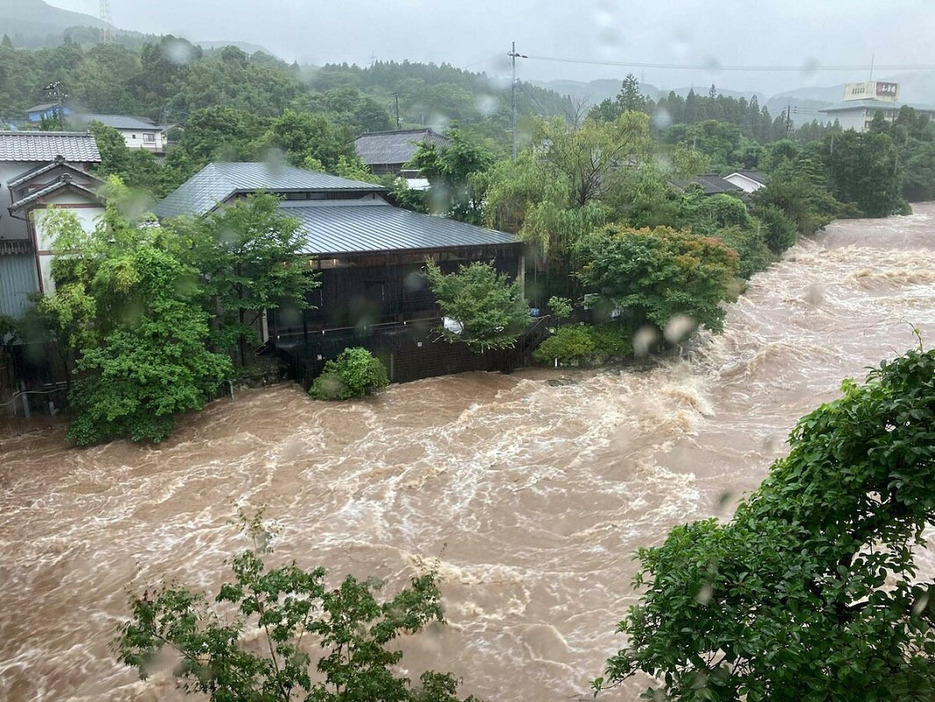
[3,204,935,701]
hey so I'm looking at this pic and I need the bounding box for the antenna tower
[100,0,113,42]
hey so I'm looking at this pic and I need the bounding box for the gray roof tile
[155,162,386,219]
[284,200,518,256]
[355,129,448,167]
[72,113,164,131]
[0,131,101,163]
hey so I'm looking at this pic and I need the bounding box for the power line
[524,54,935,73]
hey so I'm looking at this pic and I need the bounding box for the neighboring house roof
[71,113,165,131]
[0,131,101,162]
[729,170,769,186]
[7,156,97,189]
[282,200,518,256]
[25,103,73,114]
[8,174,102,212]
[670,174,743,196]
[155,162,387,219]
[354,129,448,167]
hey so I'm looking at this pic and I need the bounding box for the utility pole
[99,0,113,43]
[508,41,527,162]
[391,92,400,129]
[44,81,67,129]
[786,101,793,136]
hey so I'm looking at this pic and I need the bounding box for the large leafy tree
[484,114,652,299]
[117,511,478,702]
[424,260,530,352]
[166,191,319,367]
[409,128,494,225]
[598,343,935,701]
[824,130,902,217]
[42,178,233,445]
[575,225,739,335]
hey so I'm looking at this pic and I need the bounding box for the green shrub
[717,224,774,280]
[753,204,798,254]
[533,325,595,365]
[310,347,389,400]
[588,324,633,360]
[547,295,573,320]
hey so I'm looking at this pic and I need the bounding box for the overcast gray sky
[47,0,935,96]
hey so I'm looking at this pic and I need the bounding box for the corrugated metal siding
[0,255,39,318]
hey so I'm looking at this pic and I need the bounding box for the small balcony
[0,239,33,256]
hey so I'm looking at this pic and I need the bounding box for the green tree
[424,260,529,351]
[824,130,902,217]
[598,343,935,701]
[117,511,478,702]
[42,179,233,445]
[88,121,164,194]
[575,225,739,335]
[261,109,356,171]
[409,128,494,224]
[616,73,650,114]
[167,191,319,367]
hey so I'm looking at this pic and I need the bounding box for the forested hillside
[0,36,569,143]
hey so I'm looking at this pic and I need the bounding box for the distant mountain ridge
[4,0,278,58]
[0,0,106,38]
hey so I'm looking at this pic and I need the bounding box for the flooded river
[3,204,935,701]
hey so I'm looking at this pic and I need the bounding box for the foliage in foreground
[598,343,935,701]
[309,347,389,401]
[117,512,478,702]
[424,260,530,352]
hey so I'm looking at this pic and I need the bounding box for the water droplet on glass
[664,315,696,344]
[633,325,659,357]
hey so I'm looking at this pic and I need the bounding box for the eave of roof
[7,157,102,190]
[9,175,102,212]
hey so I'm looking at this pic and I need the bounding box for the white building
[820,81,935,132]
[71,114,169,154]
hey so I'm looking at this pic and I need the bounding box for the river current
[2,204,935,701]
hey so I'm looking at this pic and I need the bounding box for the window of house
[143,133,155,142]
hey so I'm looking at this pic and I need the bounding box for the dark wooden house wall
[268,245,528,384]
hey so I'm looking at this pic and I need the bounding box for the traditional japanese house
[155,161,529,382]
